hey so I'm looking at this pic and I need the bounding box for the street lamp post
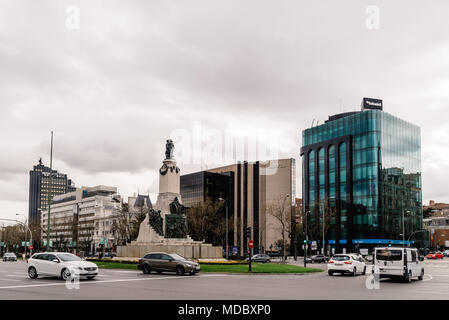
[402,210,410,248]
[304,210,309,268]
[47,131,54,252]
[219,198,229,260]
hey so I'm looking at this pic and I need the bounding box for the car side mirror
[419,256,424,262]
[169,258,174,262]
[52,259,59,263]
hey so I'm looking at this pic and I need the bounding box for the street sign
[311,241,317,250]
[232,247,238,255]
[0,242,4,247]
[29,245,34,250]
[248,240,254,249]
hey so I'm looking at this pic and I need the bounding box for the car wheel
[352,267,357,276]
[418,269,424,281]
[61,268,71,281]
[28,267,38,279]
[176,265,185,276]
[328,270,333,276]
[362,266,366,275]
[142,264,151,274]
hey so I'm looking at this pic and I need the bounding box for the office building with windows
[28,158,76,225]
[181,159,296,255]
[301,98,422,254]
[40,185,121,253]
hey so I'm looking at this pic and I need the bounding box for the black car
[306,255,328,263]
[2,253,17,262]
[245,254,271,263]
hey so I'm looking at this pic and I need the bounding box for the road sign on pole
[248,240,254,249]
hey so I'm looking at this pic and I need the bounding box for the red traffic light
[28,245,34,250]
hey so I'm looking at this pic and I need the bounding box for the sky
[1,0,449,222]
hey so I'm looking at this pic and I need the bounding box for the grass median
[91,260,322,274]
[200,263,323,274]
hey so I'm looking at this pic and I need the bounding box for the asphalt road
[0,260,448,299]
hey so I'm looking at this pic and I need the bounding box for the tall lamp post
[304,210,309,268]
[47,131,54,252]
[219,198,229,260]
[402,210,411,248]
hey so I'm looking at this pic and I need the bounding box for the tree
[267,195,292,262]
[186,198,232,247]
[111,202,148,245]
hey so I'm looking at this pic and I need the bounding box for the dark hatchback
[138,252,200,275]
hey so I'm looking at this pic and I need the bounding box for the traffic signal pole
[245,227,252,272]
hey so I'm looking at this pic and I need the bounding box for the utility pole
[46,131,53,252]
[402,210,410,248]
[304,210,309,268]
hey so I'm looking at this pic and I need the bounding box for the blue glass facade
[301,109,422,253]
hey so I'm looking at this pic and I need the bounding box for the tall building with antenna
[28,158,76,225]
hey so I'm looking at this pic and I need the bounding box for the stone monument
[117,140,223,259]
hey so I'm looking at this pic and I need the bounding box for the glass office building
[301,102,422,253]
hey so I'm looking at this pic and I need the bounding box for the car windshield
[428,252,435,254]
[57,253,82,262]
[332,255,349,261]
[376,249,402,261]
[169,254,186,261]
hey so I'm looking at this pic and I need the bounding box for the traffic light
[388,241,392,247]
[244,227,252,240]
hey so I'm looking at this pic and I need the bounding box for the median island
[89,259,323,274]
[199,263,322,274]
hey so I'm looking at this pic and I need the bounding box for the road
[0,260,448,299]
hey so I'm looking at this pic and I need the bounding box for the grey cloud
[1,0,449,220]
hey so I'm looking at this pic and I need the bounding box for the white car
[327,253,366,276]
[27,252,98,280]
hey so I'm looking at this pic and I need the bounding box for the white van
[373,247,424,282]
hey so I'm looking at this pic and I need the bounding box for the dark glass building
[28,158,76,225]
[301,99,422,253]
[180,171,234,208]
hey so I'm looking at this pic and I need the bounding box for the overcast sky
[1,0,449,222]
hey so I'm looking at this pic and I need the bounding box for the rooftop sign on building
[362,97,383,111]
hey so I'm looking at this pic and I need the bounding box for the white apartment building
[41,185,121,253]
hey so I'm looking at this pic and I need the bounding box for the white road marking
[423,274,433,282]
[0,279,22,282]
[0,274,228,290]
